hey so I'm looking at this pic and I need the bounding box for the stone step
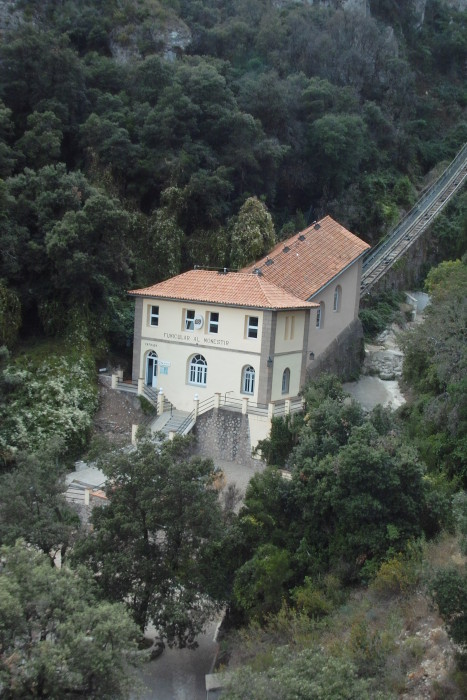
[149,409,192,436]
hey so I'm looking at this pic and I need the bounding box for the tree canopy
[72,435,231,647]
[0,0,465,346]
[0,541,139,699]
[230,375,441,623]
[400,258,467,483]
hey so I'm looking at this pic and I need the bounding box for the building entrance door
[146,351,158,388]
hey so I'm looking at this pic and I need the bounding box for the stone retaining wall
[193,408,257,467]
[307,318,365,382]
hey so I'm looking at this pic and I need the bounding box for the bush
[370,548,421,598]
[254,414,303,467]
[348,615,388,677]
[291,576,334,618]
[0,342,98,460]
[429,567,467,648]
[359,292,404,339]
[139,394,156,415]
[223,645,388,700]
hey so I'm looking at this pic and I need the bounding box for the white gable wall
[307,259,362,361]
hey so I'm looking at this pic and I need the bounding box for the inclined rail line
[360,142,467,297]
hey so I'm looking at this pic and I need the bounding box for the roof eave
[128,291,315,311]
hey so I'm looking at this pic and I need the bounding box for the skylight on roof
[283,246,290,252]
[265,259,274,266]
[298,234,306,241]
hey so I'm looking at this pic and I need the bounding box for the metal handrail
[142,385,159,406]
[363,142,467,268]
[177,410,196,435]
[115,379,305,436]
[198,396,215,414]
[361,142,467,295]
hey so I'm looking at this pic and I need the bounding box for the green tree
[0,541,139,699]
[0,446,79,562]
[233,544,293,622]
[0,25,85,146]
[239,467,295,553]
[16,110,63,169]
[0,284,21,349]
[0,100,17,177]
[400,259,467,482]
[0,343,97,458]
[1,165,133,333]
[430,567,467,649]
[230,197,276,268]
[292,424,428,577]
[73,435,229,647]
[44,191,133,307]
[308,113,368,195]
[254,413,303,467]
[80,110,141,195]
[145,187,185,281]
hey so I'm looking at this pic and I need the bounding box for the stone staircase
[149,408,194,437]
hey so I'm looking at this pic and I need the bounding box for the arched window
[282,368,290,395]
[189,354,207,386]
[333,285,342,312]
[316,302,325,329]
[242,366,255,394]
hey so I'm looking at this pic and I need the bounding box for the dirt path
[92,375,145,446]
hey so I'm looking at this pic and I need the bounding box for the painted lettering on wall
[203,338,230,346]
[161,332,229,346]
[163,332,201,342]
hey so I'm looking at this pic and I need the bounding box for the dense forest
[1,0,466,352]
[0,0,467,697]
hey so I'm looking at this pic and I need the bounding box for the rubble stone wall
[193,408,257,468]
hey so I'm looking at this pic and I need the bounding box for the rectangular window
[208,311,219,334]
[247,316,259,339]
[149,305,159,326]
[185,309,195,331]
[285,316,295,340]
[316,307,321,328]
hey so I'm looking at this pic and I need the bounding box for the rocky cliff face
[308,0,370,14]
[308,0,467,26]
[0,0,23,35]
[109,18,191,64]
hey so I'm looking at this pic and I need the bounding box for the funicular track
[360,142,467,297]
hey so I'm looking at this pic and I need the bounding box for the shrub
[139,394,156,415]
[359,292,404,339]
[0,343,97,460]
[291,576,334,618]
[429,567,467,649]
[370,548,421,598]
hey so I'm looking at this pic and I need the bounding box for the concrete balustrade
[157,388,164,415]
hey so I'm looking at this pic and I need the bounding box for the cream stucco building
[129,215,369,414]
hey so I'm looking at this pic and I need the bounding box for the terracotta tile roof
[129,270,317,310]
[242,215,370,299]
